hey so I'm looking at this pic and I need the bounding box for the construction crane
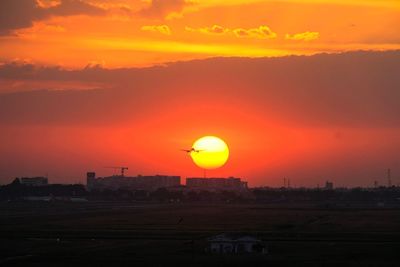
[105,166,128,177]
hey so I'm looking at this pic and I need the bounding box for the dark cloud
[0,0,106,35]
[138,0,187,18]
[1,51,400,127]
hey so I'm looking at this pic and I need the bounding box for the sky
[0,0,400,187]
[1,0,399,67]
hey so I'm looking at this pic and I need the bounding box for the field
[1,201,400,266]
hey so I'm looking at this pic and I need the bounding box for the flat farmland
[1,201,400,266]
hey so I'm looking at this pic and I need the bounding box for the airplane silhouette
[180,148,204,153]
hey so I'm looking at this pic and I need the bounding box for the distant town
[1,169,400,266]
[1,168,399,207]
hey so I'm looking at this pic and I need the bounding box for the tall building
[19,177,48,186]
[86,173,181,191]
[186,177,248,191]
[325,181,334,190]
[86,172,96,191]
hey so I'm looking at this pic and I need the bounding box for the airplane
[180,148,204,154]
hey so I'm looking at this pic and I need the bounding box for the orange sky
[0,0,399,67]
[0,1,400,187]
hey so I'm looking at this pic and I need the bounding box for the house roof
[208,233,260,242]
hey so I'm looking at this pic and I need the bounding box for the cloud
[36,0,62,8]
[0,0,106,35]
[43,24,66,32]
[285,31,320,41]
[138,0,188,19]
[1,51,400,127]
[185,25,228,35]
[141,25,171,35]
[233,26,277,39]
[186,25,277,39]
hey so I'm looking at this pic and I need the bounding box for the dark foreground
[1,201,400,266]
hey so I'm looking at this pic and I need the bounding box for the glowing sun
[191,136,229,169]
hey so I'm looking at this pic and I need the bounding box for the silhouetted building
[86,172,180,191]
[19,177,48,186]
[86,172,96,191]
[387,168,392,187]
[186,177,248,191]
[325,181,334,190]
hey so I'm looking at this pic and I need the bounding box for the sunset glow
[0,0,400,187]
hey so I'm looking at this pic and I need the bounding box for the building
[208,233,267,254]
[19,177,48,186]
[186,177,248,191]
[86,172,181,191]
[86,172,96,190]
[325,181,334,190]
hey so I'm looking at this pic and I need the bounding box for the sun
[190,136,229,170]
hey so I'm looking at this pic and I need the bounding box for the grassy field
[1,201,400,266]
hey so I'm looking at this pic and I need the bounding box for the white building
[208,234,267,254]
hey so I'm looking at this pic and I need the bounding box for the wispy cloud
[141,25,172,35]
[233,26,277,39]
[185,25,229,35]
[186,25,277,39]
[138,0,189,19]
[285,31,320,41]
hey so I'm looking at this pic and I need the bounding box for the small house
[207,233,267,254]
